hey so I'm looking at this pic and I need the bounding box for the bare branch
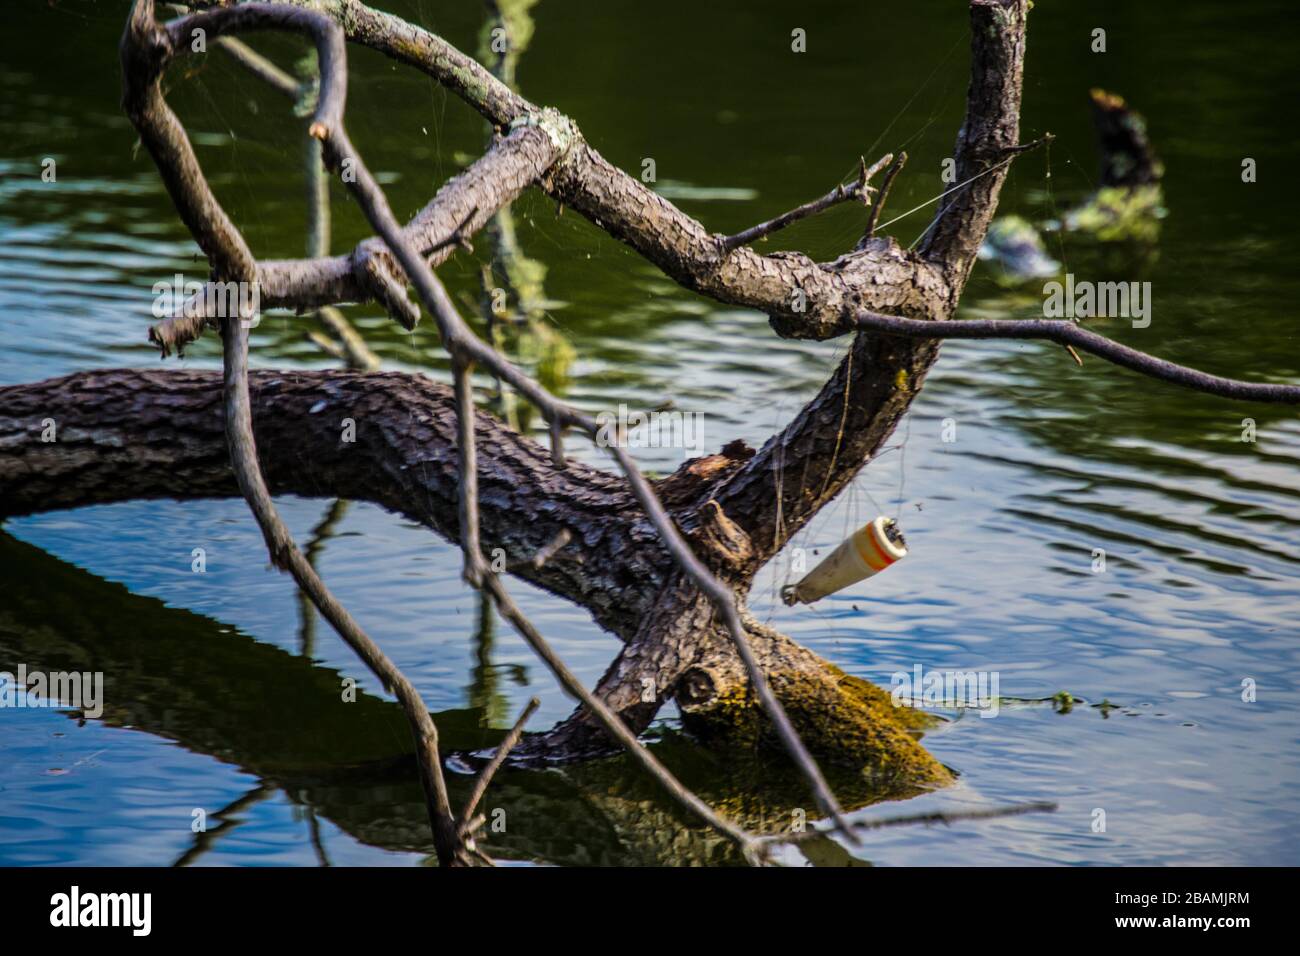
[304,126,378,370]
[452,356,485,586]
[215,35,300,98]
[459,697,539,834]
[718,153,892,254]
[148,123,561,353]
[514,528,572,571]
[999,132,1055,156]
[122,0,471,865]
[315,305,379,370]
[852,311,1300,404]
[862,151,907,241]
[549,417,566,468]
[121,2,258,283]
[754,801,1058,858]
[426,206,479,258]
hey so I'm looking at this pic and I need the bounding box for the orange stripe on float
[854,528,892,572]
[868,526,898,568]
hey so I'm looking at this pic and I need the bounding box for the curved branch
[215,35,301,98]
[712,0,1031,564]
[919,0,1028,288]
[121,1,259,283]
[150,125,560,353]
[183,0,945,340]
[851,312,1300,404]
[0,367,665,639]
[718,153,893,253]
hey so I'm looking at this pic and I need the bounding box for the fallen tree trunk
[0,0,1110,797]
[0,367,950,785]
[6,2,1291,852]
[0,368,665,639]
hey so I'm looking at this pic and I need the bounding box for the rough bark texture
[6,0,1037,789]
[548,144,952,340]
[257,124,562,321]
[0,366,949,781]
[0,369,668,639]
[184,0,947,343]
[550,0,1028,759]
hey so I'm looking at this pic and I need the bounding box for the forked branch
[109,0,1296,868]
[718,153,893,254]
[124,0,850,861]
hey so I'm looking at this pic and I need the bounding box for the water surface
[1,0,1298,865]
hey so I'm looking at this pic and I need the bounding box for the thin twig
[297,497,350,657]
[459,697,539,833]
[426,205,478,257]
[719,153,893,254]
[753,801,1058,856]
[853,311,1300,404]
[452,355,484,586]
[996,132,1055,156]
[215,35,300,98]
[305,130,379,369]
[316,305,379,369]
[549,417,565,468]
[863,151,907,240]
[508,528,571,572]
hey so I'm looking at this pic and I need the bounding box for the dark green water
[1,0,1297,865]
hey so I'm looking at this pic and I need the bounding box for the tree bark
[0,368,670,640]
[3,0,1042,792]
[0,366,950,782]
[150,123,564,355]
[534,0,1029,768]
[181,0,949,344]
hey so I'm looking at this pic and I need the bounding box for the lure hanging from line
[781,516,908,606]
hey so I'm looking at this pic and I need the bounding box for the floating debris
[978,215,1061,282]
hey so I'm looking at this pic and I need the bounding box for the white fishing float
[781,516,908,606]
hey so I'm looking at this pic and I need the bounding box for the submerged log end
[675,635,953,792]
